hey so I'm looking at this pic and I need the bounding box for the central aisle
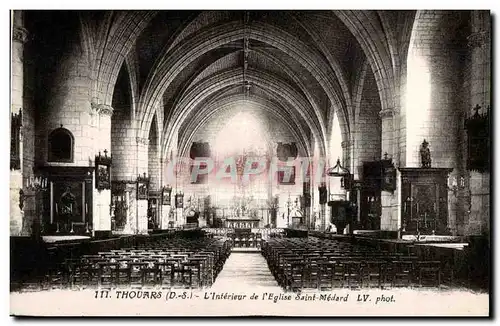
[211,252,282,291]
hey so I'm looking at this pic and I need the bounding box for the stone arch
[289,12,353,128]
[185,46,351,153]
[161,69,327,159]
[334,11,395,112]
[86,11,156,106]
[138,21,351,140]
[177,96,312,160]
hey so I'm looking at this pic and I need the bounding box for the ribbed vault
[80,10,418,164]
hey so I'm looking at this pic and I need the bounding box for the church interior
[10,10,491,294]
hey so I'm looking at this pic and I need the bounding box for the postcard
[9,9,491,317]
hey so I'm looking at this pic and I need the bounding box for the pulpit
[399,168,452,235]
[328,200,355,234]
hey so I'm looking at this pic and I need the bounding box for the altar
[224,218,261,229]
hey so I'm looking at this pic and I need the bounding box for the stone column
[92,104,113,234]
[465,11,491,236]
[174,195,185,228]
[340,140,352,204]
[323,192,331,232]
[161,204,172,229]
[402,12,466,236]
[10,13,28,236]
[123,186,135,234]
[379,108,400,232]
[275,191,289,228]
[136,137,149,234]
[341,140,351,172]
[317,183,327,231]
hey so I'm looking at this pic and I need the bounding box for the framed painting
[95,150,112,190]
[137,173,149,200]
[162,186,172,205]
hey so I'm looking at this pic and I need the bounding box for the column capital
[12,26,29,44]
[136,137,150,145]
[378,109,394,119]
[91,103,114,116]
[99,104,114,116]
[467,30,489,49]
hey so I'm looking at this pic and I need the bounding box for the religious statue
[57,185,78,222]
[420,139,432,168]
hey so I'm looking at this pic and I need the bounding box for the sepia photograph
[8,7,492,317]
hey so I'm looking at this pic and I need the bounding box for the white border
[1,3,498,325]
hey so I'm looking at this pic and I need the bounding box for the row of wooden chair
[262,238,447,291]
[42,237,231,290]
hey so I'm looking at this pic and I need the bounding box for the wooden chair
[128,262,148,288]
[288,261,306,292]
[98,262,119,288]
[343,261,363,289]
[415,261,441,288]
[362,261,386,289]
[141,261,162,288]
[390,260,414,288]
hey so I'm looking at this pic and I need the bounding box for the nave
[11,228,475,293]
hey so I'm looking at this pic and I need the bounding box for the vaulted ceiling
[25,10,417,159]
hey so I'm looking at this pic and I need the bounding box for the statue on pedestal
[420,139,432,168]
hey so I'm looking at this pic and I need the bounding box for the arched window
[48,127,74,162]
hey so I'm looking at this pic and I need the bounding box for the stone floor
[211,252,281,291]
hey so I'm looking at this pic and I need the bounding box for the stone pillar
[340,140,351,172]
[276,192,289,228]
[175,205,184,228]
[161,204,171,229]
[465,12,491,236]
[148,137,160,191]
[123,186,136,234]
[316,182,327,231]
[110,110,137,234]
[403,12,467,236]
[10,13,28,236]
[323,198,331,232]
[319,204,326,231]
[379,108,400,232]
[136,137,149,234]
[92,104,113,234]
